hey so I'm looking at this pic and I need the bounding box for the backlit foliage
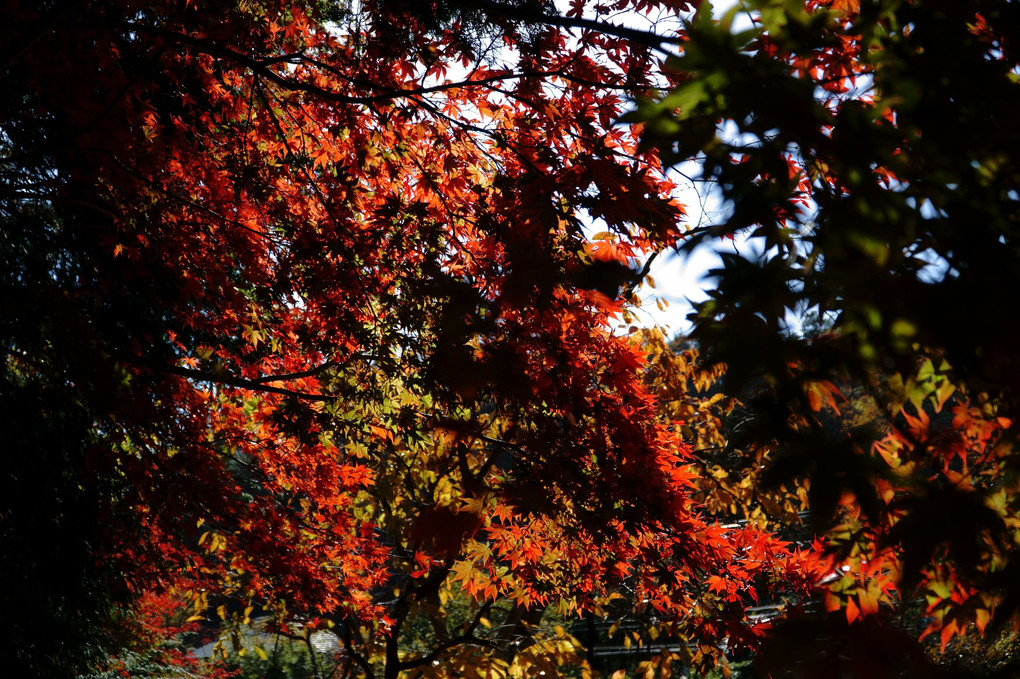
[2,0,813,676]
[5,0,1018,676]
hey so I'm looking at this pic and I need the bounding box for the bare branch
[118,355,336,401]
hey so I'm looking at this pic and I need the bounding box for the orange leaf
[845,596,860,624]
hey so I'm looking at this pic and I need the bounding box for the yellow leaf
[976,608,991,634]
[831,0,860,15]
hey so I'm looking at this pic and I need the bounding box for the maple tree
[7,0,1014,674]
[2,0,818,677]
[627,0,1020,664]
[102,591,238,679]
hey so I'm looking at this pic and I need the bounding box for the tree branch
[118,355,336,401]
[469,0,686,51]
[247,360,338,384]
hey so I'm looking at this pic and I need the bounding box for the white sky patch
[592,0,758,338]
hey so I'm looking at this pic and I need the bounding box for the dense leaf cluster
[4,0,1019,676]
[1,0,807,677]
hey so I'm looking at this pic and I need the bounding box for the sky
[627,178,730,336]
[592,0,754,338]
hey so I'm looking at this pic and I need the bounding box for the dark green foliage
[631,0,1020,557]
[231,637,319,679]
[631,0,1020,390]
[626,0,1020,663]
[0,370,117,678]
